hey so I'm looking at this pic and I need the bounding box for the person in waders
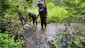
[37,2,47,29]
[28,12,37,26]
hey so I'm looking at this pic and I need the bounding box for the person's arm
[45,8,48,18]
[29,16,32,22]
[44,7,48,18]
[37,13,40,18]
[37,8,40,18]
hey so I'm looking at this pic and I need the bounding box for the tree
[0,0,10,16]
[64,0,85,22]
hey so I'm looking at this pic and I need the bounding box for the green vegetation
[0,33,23,48]
[0,0,32,47]
[46,0,85,23]
[27,0,85,23]
[0,0,85,48]
[50,30,85,48]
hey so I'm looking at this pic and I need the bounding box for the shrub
[0,33,23,48]
[47,2,55,8]
[47,6,69,23]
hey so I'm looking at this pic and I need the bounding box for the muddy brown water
[22,23,85,48]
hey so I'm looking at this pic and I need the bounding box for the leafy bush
[0,33,23,48]
[45,0,85,23]
[64,0,85,23]
[47,6,69,23]
[47,2,55,8]
[0,0,10,16]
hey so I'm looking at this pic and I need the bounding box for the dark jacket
[29,12,37,20]
[39,7,47,16]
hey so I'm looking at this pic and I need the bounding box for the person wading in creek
[28,12,37,26]
[37,2,47,29]
[16,5,27,25]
